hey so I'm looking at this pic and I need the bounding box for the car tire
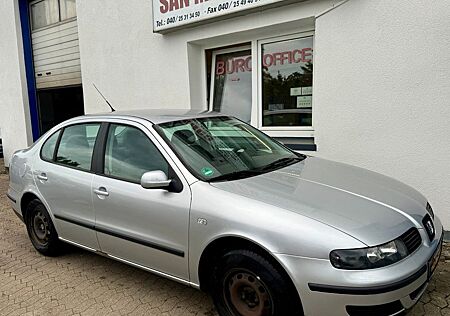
[210,249,303,316]
[25,199,62,256]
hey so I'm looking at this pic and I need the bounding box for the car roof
[84,109,225,124]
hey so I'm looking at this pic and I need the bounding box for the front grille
[399,228,422,254]
[346,300,404,316]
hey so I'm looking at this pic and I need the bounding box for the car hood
[209,157,428,246]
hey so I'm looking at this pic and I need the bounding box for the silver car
[7,110,443,316]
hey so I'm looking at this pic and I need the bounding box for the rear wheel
[25,199,62,256]
[210,249,303,316]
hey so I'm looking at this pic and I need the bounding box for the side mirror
[141,170,172,189]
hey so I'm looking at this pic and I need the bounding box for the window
[261,36,313,127]
[104,124,169,183]
[210,48,252,123]
[30,0,77,30]
[30,0,59,30]
[41,130,60,161]
[156,116,301,182]
[207,32,314,134]
[59,0,76,20]
[56,123,100,171]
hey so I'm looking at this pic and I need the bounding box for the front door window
[103,124,169,183]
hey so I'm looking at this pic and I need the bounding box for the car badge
[197,218,208,226]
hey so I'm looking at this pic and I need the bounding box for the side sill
[58,237,198,288]
[59,237,97,253]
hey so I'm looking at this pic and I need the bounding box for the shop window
[30,0,77,30]
[261,36,313,127]
[206,32,313,136]
[210,47,252,123]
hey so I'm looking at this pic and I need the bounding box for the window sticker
[297,96,312,108]
[201,167,214,177]
[302,86,312,95]
[290,87,302,96]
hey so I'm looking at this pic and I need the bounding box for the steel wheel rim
[31,210,50,246]
[223,269,274,316]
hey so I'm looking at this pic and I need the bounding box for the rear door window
[56,123,101,171]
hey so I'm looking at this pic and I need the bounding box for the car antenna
[93,83,115,112]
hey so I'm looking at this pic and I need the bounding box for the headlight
[426,202,434,219]
[330,239,409,270]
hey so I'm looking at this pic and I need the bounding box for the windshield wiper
[258,156,302,172]
[208,169,263,182]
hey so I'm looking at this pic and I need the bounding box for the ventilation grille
[399,228,422,254]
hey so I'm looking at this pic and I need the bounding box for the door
[92,122,191,280]
[33,122,101,250]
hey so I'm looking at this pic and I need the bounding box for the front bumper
[275,219,443,316]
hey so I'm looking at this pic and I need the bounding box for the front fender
[188,182,365,285]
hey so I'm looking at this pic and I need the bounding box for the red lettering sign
[160,0,169,13]
[161,0,190,13]
[215,49,312,75]
[216,56,252,75]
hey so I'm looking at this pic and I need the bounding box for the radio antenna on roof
[93,83,115,112]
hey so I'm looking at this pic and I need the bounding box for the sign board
[301,86,312,95]
[297,96,312,108]
[290,87,302,96]
[153,0,288,32]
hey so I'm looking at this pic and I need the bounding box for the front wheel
[25,199,62,256]
[210,249,303,316]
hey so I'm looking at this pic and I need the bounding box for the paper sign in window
[302,86,312,95]
[297,96,312,108]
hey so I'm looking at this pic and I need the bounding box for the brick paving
[0,158,449,315]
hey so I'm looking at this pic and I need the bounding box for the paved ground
[0,158,449,315]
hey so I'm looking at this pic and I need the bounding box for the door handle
[94,187,109,197]
[37,173,48,181]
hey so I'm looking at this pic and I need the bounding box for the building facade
[1,0,450,229]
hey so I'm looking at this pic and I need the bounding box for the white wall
[314,0,450,227]
[0,0,33,166]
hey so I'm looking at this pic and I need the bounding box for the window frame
[257,31,315,133]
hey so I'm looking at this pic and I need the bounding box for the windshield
[155,116,305,182]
